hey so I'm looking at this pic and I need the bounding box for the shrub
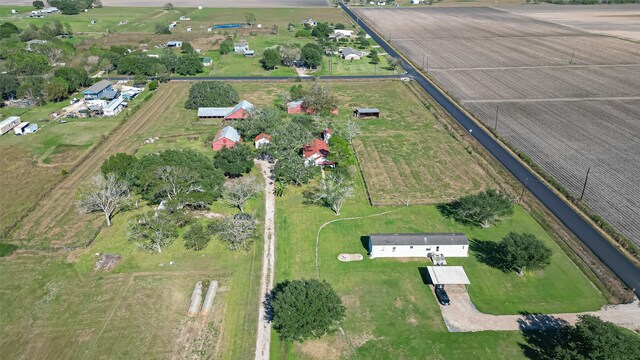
[184,223,211,250]
[185,81,238,109]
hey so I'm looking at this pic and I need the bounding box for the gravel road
[438,288,640,332]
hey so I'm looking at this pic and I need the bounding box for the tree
[184,223,211,250]
[133,73,147,86]
[223,177,262,213]
[441,189,513,227]
[54,67,90,93]
[148,79,159,91]
[0,74,19,101]
[244,12,257,25]
[334,23,346,30]
[261,48,281,70]
[289,84,305,100]
[213,144,254,178]
[180,41,194,54]
[176,53,202,75]
[302,83,338,115]
[101,153,138,181]
[44,77,69,102]
[370,50,380,65]
[0,22,20,39]
[344,119,361,144]
[270,279,345,342]
[51,0,82,15]
[311,22,333,38]
[185,81,238,109]
[219,37,234,55]
[304,173,353,215]
[388,57,400,71]
[232,106,280,140]
[163,3,173,10]
[327,135,356,168]
[300,43,323,69]
[500,232,551,275]
[33,1,45,9]
[154,165,204,202]
[551,315,640,360]
[76,173,130,227]
[17,76,45,105]
[273,155,315,185]
[278,43,301,67]
[129,211,178,253]
[212,215,257,250]
[155,23,171,34]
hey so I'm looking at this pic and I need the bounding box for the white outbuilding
[368,233,469,259]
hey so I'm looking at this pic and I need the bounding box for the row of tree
[0,67,90,105]
[99,44,203,77]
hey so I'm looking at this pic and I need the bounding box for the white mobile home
[0,116,21,135]
[368,233,469,259]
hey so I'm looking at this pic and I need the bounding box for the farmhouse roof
[287,100,304,110]
[356,108,379,113]
[215,126,241,143]
[427,266,471,285]
[341,47,363,57]
[0,116,21,128]
[303,138,330,158]
[198,107,234,117]
[369,233,468,246]
[230,99,254,113]
[84,79,112,94]
[255,133,271,141]
[104,97,125,112]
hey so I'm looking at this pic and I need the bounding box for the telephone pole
[495,104,499,130]
[519,177,529,203]
[580,167,591,201]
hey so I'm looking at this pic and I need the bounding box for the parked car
[434,285,450,306]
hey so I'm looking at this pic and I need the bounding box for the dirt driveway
[436,287,640,332]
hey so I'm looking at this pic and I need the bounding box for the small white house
[0,116,21,135]
[254,133,271,148]
[330,29,354,39]
[234,41,249,53]
[14,122,38,135]
[103,97,125,117]
[411,0,421,4]
[368,233,469,259]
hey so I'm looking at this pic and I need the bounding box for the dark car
[434,285,450,306]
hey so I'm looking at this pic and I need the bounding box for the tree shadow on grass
[518,314,570,359]
[469,238,511,273]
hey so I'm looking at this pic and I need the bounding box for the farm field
[271,168,605,359]
[2,0,330,7]
[355,6,640,245]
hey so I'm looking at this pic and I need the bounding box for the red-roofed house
[303,138,333,166]
[212,126,241,151]
[254,133,271,148]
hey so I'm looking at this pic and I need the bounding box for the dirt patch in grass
[299,338,345,360]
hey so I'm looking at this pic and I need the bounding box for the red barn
[286,100,338,116]
[212,126,241,151]
[224,100,254,120]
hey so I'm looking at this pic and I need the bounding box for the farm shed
[244,50,255,57]
[83,80,113,100]
[103,97,125,117]
[166,41,183,48]
[198,100,253,120]
[368,233,469,258]
[102,90,120,101]
[354,108,380,118]
[212,126,241,151]
[14,122,38,135]
[234,41,249,53]
[426,266,470,287]
[0,116,21,135]
[254,133,271,148]
[201,57,213,66]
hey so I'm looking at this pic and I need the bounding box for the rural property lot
[3,0,330,6]
[355,6,640,245]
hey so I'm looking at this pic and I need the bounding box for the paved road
[340,3,640,297]
[105,74,406,82]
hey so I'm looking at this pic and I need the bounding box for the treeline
[542,0,639,3]
[48,0,103,15]
[0,67,90,105]
[99,43,203,78]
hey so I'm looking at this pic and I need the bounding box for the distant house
[234,41,249,54]
[179,16,190,21]
[244,50,255,57]
[83,80,113,100]
[411,0,421,4]
[103,97,126,117]
[212,126,241,151]
[367,233,469,259]
[201,57,213,66]
[302,138,332,167]
[198,100,254,120]
[286,100,339,116]
[354,108,380,118]
[0,116,21,136]
[330,30,354,39]
[254,133,271,148]
[301,18,317,27]
[341,47,365,61]
[166,41,183,48]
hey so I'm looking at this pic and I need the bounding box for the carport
[426,266,470,291]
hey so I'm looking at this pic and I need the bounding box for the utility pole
[422,53,425,69]
[426,57,429,72]
[570,49,575,64]
[495,104,499,131]
[580,167,591,201]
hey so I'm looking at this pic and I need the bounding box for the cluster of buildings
[29,7,58,18]
[80,80,141,118]
[0,116,38,136]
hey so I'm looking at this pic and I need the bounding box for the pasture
[271,170,605,359]
[355,6,640,245]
